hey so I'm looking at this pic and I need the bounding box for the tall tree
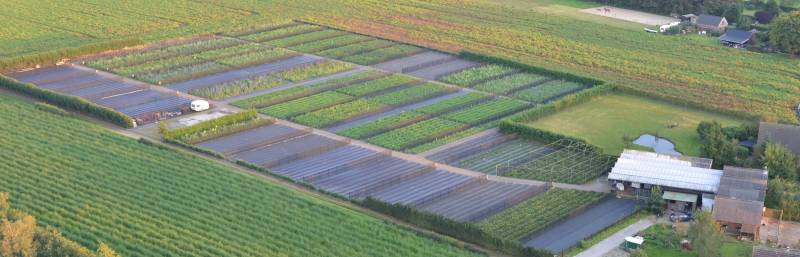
[0,192,8,219]
[769,11,800,55]
[761,142,799,180]
[765,178,786,209]
[1,215,37,257]
[699,121,739,168]
[688,211,724,257]
[97,243,122,257]
[647,186,665,215]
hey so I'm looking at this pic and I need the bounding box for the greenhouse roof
[608,150,722,193]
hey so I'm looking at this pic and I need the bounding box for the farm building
[680,14,698,23]
[696,14,728,32]
[720,29,756,48]
[608,149,720,211]
[758,122,800,160]
[713,166,768,239]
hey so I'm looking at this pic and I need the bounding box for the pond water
[633,134,681,156]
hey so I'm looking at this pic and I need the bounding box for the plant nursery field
[526,93,746,156]
[2,0,798,122]
[0,94,481,257]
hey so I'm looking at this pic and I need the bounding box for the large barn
[713,166,768,239]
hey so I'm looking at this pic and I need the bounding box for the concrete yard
[580,6,679,26]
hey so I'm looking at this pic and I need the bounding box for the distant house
[719,29,755,48]
[713,166,768,239]
[757,122,800,162]
[696,14,728,32]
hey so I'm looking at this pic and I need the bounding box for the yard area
[641,224,752,257]
[526,94,746,156]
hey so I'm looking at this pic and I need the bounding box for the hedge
[0,38,143,72]
[162,109,266,142]
[0,75,136,128]
[358,198,553,257]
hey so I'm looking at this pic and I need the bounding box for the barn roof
[720,29,755,44]
[697,14,726,27]
[716,166,768,202]
[758,122,800,156]
[713,197,763,227]
[608,150,722,193]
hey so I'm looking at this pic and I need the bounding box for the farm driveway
[574,218,654,257]
[580,6,679,26]
[523,197,639,253]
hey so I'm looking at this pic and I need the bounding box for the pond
[633,134,681,156]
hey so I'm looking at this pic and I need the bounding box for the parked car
[669,211,693,222]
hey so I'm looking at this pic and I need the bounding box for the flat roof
[663,191,697,202]
[608,150,722,193]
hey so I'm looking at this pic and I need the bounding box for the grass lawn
[526,93,747,156]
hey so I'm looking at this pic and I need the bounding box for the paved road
[574,219,654,257]
[524,197,639,253]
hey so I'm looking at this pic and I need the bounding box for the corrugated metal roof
[608,150,722,193]
[663,191,697,202]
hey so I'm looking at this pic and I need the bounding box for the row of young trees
[1,192,121,257]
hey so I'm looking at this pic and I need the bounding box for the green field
[0,94,481,257]
[3,0,797,122]
[526,94,746,156]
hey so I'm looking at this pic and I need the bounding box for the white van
[190,100,210,112]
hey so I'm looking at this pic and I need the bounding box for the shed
[697,14,728,32]
[681,14,698,23]
[713,166,768,239]
[757,122,800,157]
[720,29,755,48]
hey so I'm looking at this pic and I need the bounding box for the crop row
[477,188,605,241]
[443,98,528,125]
[439,64,516,86]
[258,91,353,118]
[336,74,417,96]
[290,34,372,53]
[0,95,477,257]
[414,92,488,114]
[231,71,383,108]
[367,118,468,150]
[192,43,272,60]
[473,73,548,95]
[214,48,297,68]
[136,61,229,85]
[368,83,453,106]
[240,24,323,42]
[342,44,424,65]
[85,38,241,70]
[407,127,485,154]
[513,80,584,103]
[504,148,609,184]
[338,111,428,139]
[265,29,348,48]
[273,60,354,82]
[187,75,285,100]
[162,109,266,144]
[316,39,396,59]
[293,99,386,128]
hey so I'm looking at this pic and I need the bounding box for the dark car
[669,211,693,222]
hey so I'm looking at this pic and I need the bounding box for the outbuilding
[696,14,728,32]
[713,166,768,239]
[757,122,800,159]
[720,29,755,48]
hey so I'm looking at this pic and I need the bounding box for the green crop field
[6,0,792,121]
[526,93,747,156]
[0,94,481,257]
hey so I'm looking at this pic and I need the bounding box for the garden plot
[454,139,556,174]
[9,65,194,125]
[234,133,346,168]
[316,38,397,59]
[368,170,479,206]
[310,156,434,198]
[168,55,319,92]
[271,145,383,181]
[237,23,325,43]
[372,51,455,73]
[343,44,425,65]
[418,180,545,222]
[407,59,481,80]
[424,129,516,163]
[197,123,309,156]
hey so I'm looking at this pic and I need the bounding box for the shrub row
[162,109,266,143]
[0,75,135,128]
[358,198,553,257]
[0,38,143,72]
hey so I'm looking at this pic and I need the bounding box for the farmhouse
[758,122,800,158]
[608,149,720,211]
[713,166,768,239]
[720,29,755,48]
[696,14,728,32]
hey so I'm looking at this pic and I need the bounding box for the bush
[0,38,143,72]
[460,51,605,86]
[34,102,71,116]
[0,75,135,128]
[162,109,267,143]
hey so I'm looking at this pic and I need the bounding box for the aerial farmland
[1,1,798,257]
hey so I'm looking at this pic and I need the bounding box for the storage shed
[713,166,768,239]
[720,29,755,48]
